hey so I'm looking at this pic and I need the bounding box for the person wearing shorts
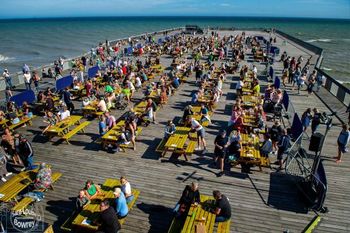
[214,130,228,176]
[189,117,207,153]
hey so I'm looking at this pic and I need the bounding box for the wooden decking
[3,30,349,233]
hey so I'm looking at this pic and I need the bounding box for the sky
[0,0,349,19]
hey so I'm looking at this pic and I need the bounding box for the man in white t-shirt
[23,71,31,90]
[189,117,207,153]
[58,106,70,121]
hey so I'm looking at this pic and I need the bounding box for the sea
[0,17,349,81]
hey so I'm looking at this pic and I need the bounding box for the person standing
[301,108,312,136]
[18,135,35,170]
[32,71,40,93]
[188,117,207,153]
[212,190,231,223]
[311,108,322,135]
[214,130,228,176]
[23,71,32,90]
[277,129,291,170]
[2,69,14,90]
[62,87,75,113]
[336,124,350,163]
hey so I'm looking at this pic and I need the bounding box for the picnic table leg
[184,153,188,161]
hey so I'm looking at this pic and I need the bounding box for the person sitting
[199,104,211,124]
[120,176,134,203]
[42,111,59,134]
[105,112,116,130]
[260,134,273,158]
[97,200,121,233]
[212,190,231,222]
[191,91,199,105]
[97,96,108,113]
[173,182,200,218]
[99,115,108,136]
[84,179,102,200]
[58,105,70,121]
[76,189,90,210]
[164,120,176,139]
[111,126,132,152]
[182,105,193,125]
[45,94,55,112]
[113,188,128,219]
[0,148,12,182]
[34,163,52,190]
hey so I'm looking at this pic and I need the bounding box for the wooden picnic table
[72,178,139,231]
[72,178,120,231]
[181,195,216,233]
[0,169,38,203]
[0,119,9,129]
[241,95,261,107]
[82,101,104,117]
[101,120,126,145]
[45,115,83,138]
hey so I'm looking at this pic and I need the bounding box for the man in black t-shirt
[212,190,231,222]
[214,130,228,176]
[97,200,121,233]
[62,88,75,113]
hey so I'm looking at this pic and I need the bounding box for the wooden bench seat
[185,141,197,155]
[156,139,167,153]
[44,225,54,233]
[11,172,62,212]
[9,116,36,130]
[61,121,91,144]
[217,220,231,233]
[119,189,140,225]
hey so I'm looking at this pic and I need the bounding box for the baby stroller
[115,93,128,110]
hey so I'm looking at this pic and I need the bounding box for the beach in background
[0,17,349,81]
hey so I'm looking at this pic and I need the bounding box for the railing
[0,27,185,93]
[316,68,349,107]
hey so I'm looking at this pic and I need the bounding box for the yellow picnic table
[0,169,38,203]
[0,119,9,129]
[101,120,125,145]
[133,101,147,115]
[71,179,119,231]
[181,195,216,233]
[241,95,261,107]
[82,101,104,117]
[45,115,82,139]
[72,178,139,231]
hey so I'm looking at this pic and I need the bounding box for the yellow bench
[120,189,140,225]
[9,116,36,130]
[61,121,91,144]
[217,220,231,233]
[156,139,167,153]
[11,172,62,211]
[44,225,54,233]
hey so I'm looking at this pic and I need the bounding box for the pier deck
[3,29,349,233]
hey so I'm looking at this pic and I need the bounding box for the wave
[0,54,14,62]
[306,38,332,43]
[321,67,333,71]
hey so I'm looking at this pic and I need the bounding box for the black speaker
[309,133,324,152]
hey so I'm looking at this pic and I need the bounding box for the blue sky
[0,0,349,19]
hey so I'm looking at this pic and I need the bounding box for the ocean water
[0,17,349,81]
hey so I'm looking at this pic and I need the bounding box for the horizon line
[0,15,349,21]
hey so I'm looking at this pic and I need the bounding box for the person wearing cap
[96,200,121,233]
[214,130,228,176]
[34,163,52,190]
[113,187,128,219]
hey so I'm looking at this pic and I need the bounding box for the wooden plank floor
[4,30,349,233]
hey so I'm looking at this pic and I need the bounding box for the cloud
[220,3,231,7]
